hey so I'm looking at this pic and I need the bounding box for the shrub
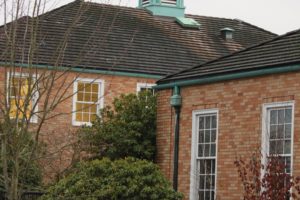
[41,157,183,200]
[79,91,156,161]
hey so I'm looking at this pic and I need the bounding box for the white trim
[6,72,39,123]
[190,108,219,200]
[261,101,295,177]
[72,78,105,126]
[136,82,156,92]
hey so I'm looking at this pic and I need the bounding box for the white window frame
[6,72,39,123]
[261,101,295,177]
[136,83,156,93]
[72,78,104,126]
[190,109,219,200]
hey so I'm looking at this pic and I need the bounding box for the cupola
[138,0,185,18]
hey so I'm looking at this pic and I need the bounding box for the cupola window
[142,0,150,5]
[161,0,177,5]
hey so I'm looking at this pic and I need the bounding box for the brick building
[0,0,275,178]
[155,29,300,199]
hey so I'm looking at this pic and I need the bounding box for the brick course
[156,72,300,199]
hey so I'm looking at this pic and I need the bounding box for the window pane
[276,140,284,154]
[199,117,204,129]
[91,93,98,102]
[77,92,84,101]
[204,144,210,157]
[199,160,205,174]
[211,160,215,173]
[270,110,278,124]
[92,84,98,93]
[205,191,210,200]
[205,176,212,189]
[205,116,211,129]
[10,84,18,96]
[76,103,83,111]
[270,125,276,139]
[211,175,215,189]
[204,160,212,174]
[199,175,205,189]
[278,110,284,124]
[277,125,284,139]
[20,81,29,96]
[205,130,210,143]
[90,114,97,122]
[285,124,291,138]
[211,116,216,128]
[199,131,204,143]
[211,191,215,200]
[78,83,84,92]
[90,104,97,113]
[84,92,91,102]
[83,105,89,112]
[199,191,205,199]
[84,83,91,93]
[211,144,216,157]
[269,141,276,154]
[284,140,291,154]
[82,113,89,122]
[211,130,216,142]
[285,157,291,173]
[76,113,82,121]
[198,145,204,157]
[285,109,292,123]
[9,97,31,119]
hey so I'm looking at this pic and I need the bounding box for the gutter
[0,62,163,79]
[154,64,300,90]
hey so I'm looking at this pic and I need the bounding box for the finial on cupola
[138,0,185,18]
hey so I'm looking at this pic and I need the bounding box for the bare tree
[0,0,135,199]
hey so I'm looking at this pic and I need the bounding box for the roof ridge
[186,13,235,21]
[158,28,300,82]
[39,0,80,18]
[234,19,277,37]
[183,14,276,37]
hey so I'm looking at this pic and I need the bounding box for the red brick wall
[0,66,157,180]
[156,72,300,199]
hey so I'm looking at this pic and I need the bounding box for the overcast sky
[2,0,300,35]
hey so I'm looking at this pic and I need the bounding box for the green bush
[79,91,156,161]
[41,158,183,200]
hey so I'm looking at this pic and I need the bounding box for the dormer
[138,0,185,18]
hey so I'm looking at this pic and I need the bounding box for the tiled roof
[158,29,300,83]
[0,0,276,76]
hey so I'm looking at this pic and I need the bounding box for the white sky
[2,0,300,35]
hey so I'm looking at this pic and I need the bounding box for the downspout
[170,85,182,191]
